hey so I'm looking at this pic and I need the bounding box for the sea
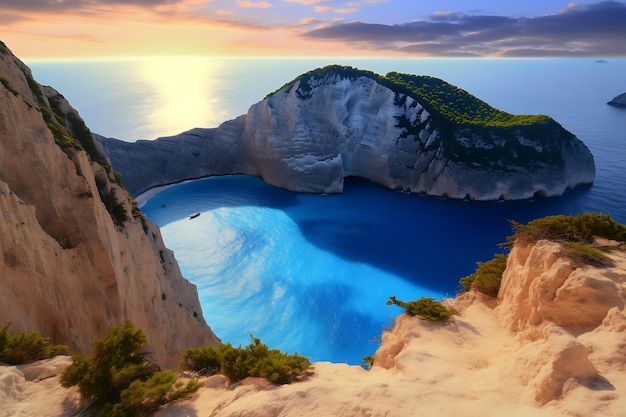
[28,57,626,365]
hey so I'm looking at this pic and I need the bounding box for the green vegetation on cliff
[183,335,312,385]
[267,65,551,129]
[266,65,570,170]
[0,323,66,365]
[61,322,199,417]
[459,253,508,296]
[507,213,626,268]
[459,213,626,297]
[384,72,550,127]
[386,296,454,322]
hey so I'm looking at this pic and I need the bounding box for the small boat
[189,212,201,220]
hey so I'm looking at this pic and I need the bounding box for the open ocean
[28,57,626,364]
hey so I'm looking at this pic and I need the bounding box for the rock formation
[98,65,595,201]
[4,237,624,416]
[0,41,219,368]
[607,92,626,107]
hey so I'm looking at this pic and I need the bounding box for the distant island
[98,65,596,201]
[608,92,626,107]
[595,59,609,63]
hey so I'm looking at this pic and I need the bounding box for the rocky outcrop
[98,66,595,200]
[4,239,626,416]
[608,92,626,107]
[0,41,219,368]
[493,240,625,404]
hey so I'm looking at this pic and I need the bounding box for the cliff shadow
[290,177,595,295]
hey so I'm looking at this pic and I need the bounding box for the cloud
[300,16,322,25]
[302,1,626,57]
[283,0,332,4]
[0,0,186,12]
[238,0,273,8]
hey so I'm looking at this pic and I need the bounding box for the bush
[119,370,200,417]
[182,336,312,385]
[182,345,222,376]
[61,322,197,417]
[564,242,614,268]
[0,323,66,365]
[508,213,626,246]
[386,296,454,322]
[458,253,508,296]
[506,213,624,268]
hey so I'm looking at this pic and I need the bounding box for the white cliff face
[240,72,595,199]
[241,75,433,193]
[0,43,219,368]
[98,67,595,200]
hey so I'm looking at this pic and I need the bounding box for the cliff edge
[4,234,623,416]
[98,65,595,201]
[0,41,219,369]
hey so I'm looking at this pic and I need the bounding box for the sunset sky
[1,0,625,59]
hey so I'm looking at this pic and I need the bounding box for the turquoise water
[29,58,626,364]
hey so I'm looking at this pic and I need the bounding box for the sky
[1,0,625,59]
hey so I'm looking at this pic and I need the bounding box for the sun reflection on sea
[138,57,232,137]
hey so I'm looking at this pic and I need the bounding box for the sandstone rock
[496,240,625,335]
[0,42,219,368]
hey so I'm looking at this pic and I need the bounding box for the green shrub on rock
[507,213,626,246]
[386,296,454,322]
[458,253,508,296]
[507,213,625,268]
[183,335,312,385]
[0,323,66,365]
[61,322,198,417]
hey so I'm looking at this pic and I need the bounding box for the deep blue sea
[28,58,626,364]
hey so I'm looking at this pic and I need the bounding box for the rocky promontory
[98,65,595,200]
[0,41,219,368]
[608,92,626,107]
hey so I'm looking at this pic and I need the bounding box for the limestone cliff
[0,41,219,368]
[98,65,595,200]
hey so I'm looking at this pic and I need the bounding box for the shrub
[386,296,454,322]
[182,336,312,385]
[506,213,624,268]
[119,370,200,417]
[61,322,197,417]
[507,213,626,246]
[458,253,508,296]
[563,242,614,268]
[182,345,223,376]
[0,323,66,365]
[361,356,374,370]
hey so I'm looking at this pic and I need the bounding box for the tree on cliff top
[61,322,199,417]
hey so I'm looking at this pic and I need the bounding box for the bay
[28,57,626,364]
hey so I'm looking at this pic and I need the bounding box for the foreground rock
[98,66,595,200]
[5,239,625,416]
[607,92,626,107]
[163,239,626,416]
[0,41,219,368]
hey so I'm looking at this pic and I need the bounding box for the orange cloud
[284,0,333,5]
[237,0,273,8]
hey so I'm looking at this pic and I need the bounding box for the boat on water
[189,212,201,220]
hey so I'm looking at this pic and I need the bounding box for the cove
[141,175,592,364]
